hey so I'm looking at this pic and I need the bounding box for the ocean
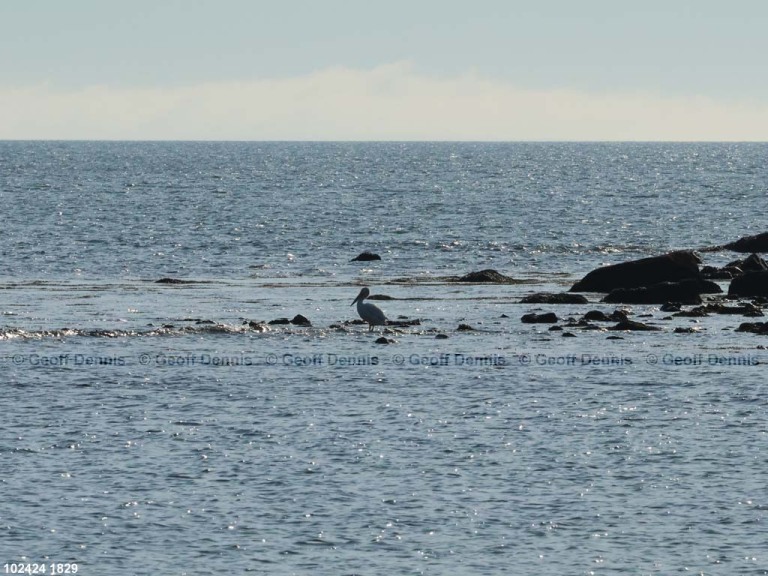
[1,141,768,575]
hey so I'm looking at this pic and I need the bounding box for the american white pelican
[351,287,387,331]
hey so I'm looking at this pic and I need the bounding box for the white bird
[351,287,387,331]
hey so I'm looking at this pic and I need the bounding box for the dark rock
[609,319,661,331]
[268,318,291,325]
[701,266,734,280]
[698,279,724,294]
[521,312,558,324]
[612,310,630,322]
[724,232,768,253]
[573,321,602,331]
[290,314,312,326]
[388,319,421,327]
[562,332,577,338]
[602,279,704,305]
[457,324,476,331]
[673,306,712,317]
[455,269,518,283]
[156,277,192,284]
[581,309,629,322]
[548,325,563,331]
[570,251,701,293]
[660,302,682,312]
[435,334,449,339]
[520,292,589,304]
[736,322,768,334]
[726,253,768,274]
[676,303,764,317]
[729,271,768,297]
[375,336,393,344]
[247,321,270,332]
[674,327,701,334]
[351,251,382,262]
[584,310,611,322]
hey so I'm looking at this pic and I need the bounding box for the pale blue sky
[1,1,766,140]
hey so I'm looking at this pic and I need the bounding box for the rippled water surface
[2,142,768,575]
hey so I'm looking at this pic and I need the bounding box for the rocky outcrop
[736,321,768,334]
[728,271,768,297]
[724,232,768,253]
[674,302,763,317]
[727,253,768,273]
[570,251,701,293]
[701,254,766,280]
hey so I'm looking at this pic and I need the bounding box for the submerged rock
[351,251,382,261]
[570,251,701,293]
[387,318,421,327]
[457,323,476,331]
[455,269,518,283]
[564,318,602,330]
[602,279,707,305]
[521,292,589,304]
[268,318,291,325]
[156,277,193,284]
[367,294,394,300]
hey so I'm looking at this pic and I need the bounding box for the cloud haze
[2,63,766,141]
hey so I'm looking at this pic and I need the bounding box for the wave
[0,322,274,340]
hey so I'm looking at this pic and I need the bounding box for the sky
[0,0,767,141]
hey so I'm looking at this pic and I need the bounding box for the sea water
[1,141,768,575]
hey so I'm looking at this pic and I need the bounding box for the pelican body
[351,287,387,331]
